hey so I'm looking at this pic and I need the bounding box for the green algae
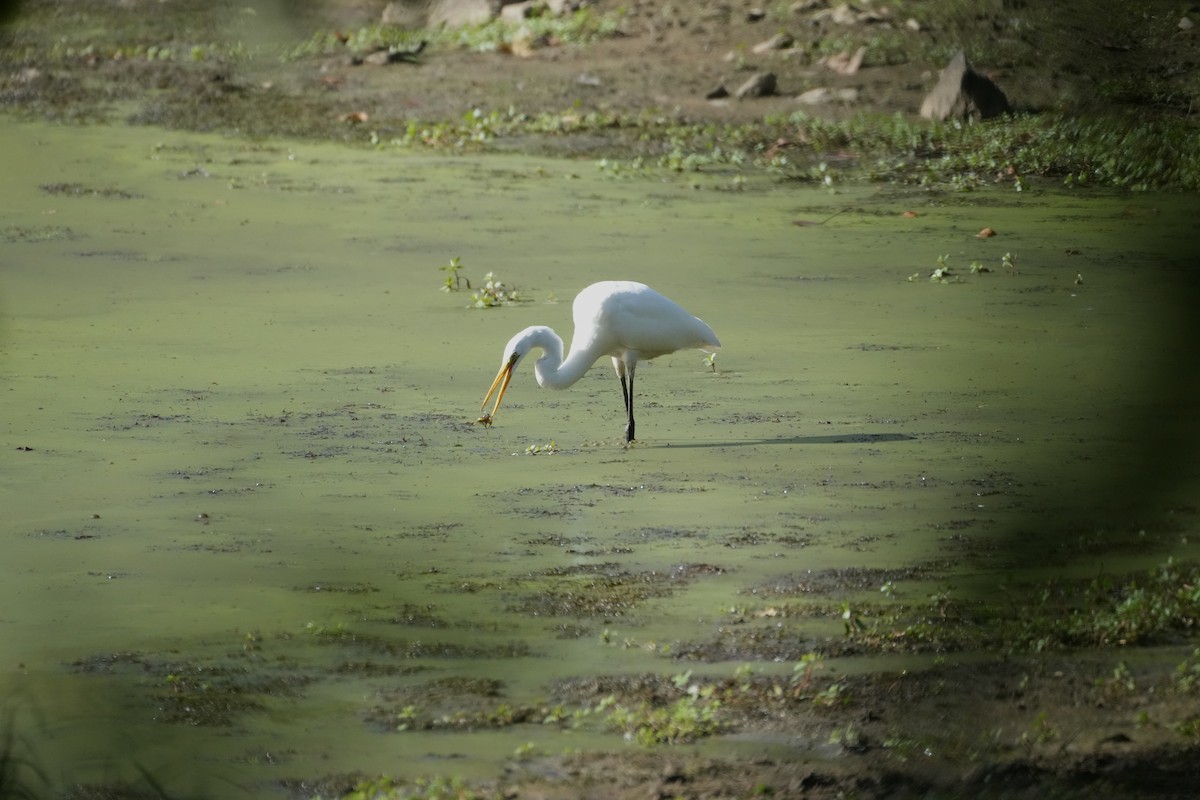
[1,117,1198,796]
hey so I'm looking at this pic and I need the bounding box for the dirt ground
[254,0,1198,137]
[3,0,1196,149]
[3,2,1199,798]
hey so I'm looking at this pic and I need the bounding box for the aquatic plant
[470,271,520,308]
[1020,710,1059,750]
[334,774,490,800]
[524,440,558,455]
[1173,648,1200,694]
[1095,661,1137,701]
[483,108,1200,192]
[438,260,521,307]
[446,5,626,53]
[601,671,723,746]
[286,26,427,61]
[1043,559,1200,648]
[926,254,958,284]
[439,256,469,291]
[791,652,825,694]
[812,681,850,709]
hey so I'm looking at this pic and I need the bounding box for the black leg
[621,369,636,443]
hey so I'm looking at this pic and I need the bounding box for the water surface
[2,118,1196,795]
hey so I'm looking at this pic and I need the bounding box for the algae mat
[1,118,1197,795]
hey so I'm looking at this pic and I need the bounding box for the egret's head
[479,329,537,422]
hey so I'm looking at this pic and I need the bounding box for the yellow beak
[481,354,517,421]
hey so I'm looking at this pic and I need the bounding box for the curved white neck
[526,327,604,390]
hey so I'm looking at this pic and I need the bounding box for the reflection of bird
[479,281,720,443]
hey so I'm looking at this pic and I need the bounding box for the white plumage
[479,281,720,443]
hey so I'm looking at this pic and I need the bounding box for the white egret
[479,280,720,443]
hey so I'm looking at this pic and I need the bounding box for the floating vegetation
[439,258,521,307]
[470,271,520,308]
[510,576,671,618]
[0,225,79,243]
[306,621,531,659]
[682,558,1200,663]
[38,182,141,199]
[601,672,724,745]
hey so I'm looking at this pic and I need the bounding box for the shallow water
[2,118,1197,795]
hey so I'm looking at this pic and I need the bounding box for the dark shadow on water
[1,700,202,800]
[654,433,916,448]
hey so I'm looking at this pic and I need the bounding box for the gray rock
[382,1,430,28]
[735,72,777,99]
[820,45,865,75]
[545,0,585,13]
[752,33,795,54]
[428,0,498,28]
[919,50,1011,121]
[825,2,860,25]
[501,1,536,23]
[385,0,511,28]
[501,0,577,23]
[797,86,858,104]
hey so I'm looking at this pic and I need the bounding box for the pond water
[1,118,1197,796]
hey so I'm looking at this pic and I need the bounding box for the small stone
[381,0,426,28]
[428,0,496,28]
[510,27,540,57]
[1180,16,1194,31]
[501,1,538,24]
[821,45,865,75]
[797,87,831,104]
[735,72,777,99]
[797,86,858,104]
[829,2,858,25]
[752,33,795,54]
[706,85,730,100]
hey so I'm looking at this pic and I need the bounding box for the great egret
[479,280,720,443]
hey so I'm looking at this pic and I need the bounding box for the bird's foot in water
[475,413,494,427]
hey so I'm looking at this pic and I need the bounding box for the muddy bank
[2,0,1197,153]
